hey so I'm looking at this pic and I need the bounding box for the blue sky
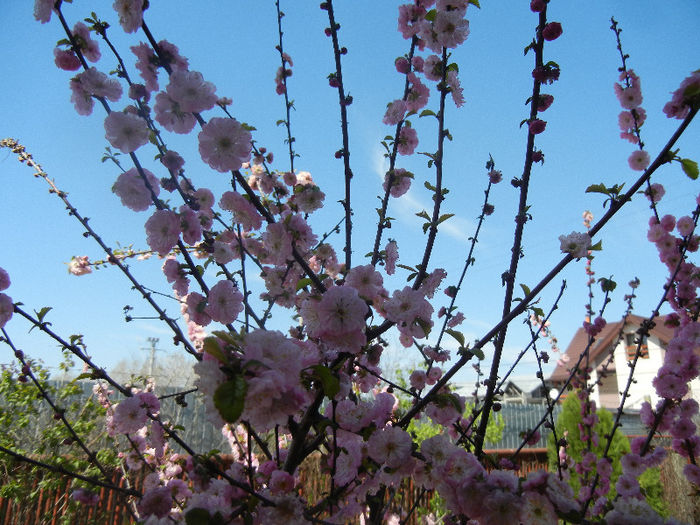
[1,2,699,390]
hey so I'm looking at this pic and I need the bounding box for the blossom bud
[542,22,563,41]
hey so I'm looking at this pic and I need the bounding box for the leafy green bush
[547,391,667,516]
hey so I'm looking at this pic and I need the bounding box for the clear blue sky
[1,2,699,390]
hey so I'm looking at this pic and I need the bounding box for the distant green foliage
[547,391,667,516]
[0,357,119,525]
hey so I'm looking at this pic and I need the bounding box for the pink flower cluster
[0,267,12,329]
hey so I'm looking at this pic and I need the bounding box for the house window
[625,333,648,360]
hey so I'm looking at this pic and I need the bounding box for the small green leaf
[681,158,699,180]
[36,307,52,323]
[468,0,480,7]
[590,240,603,251]
[471,347,485,360]
[416,318,432,337]
[311,365,340,398]
[213,376,247,423]
[438,213,454,224]
[415,210,431,221]
[519,284,531,297]
[203,337,227,363]
[296,277,313,291]
[419,109,436,118]
[445,329,465,347]
[598,277,617,293]
[211,331,239,346]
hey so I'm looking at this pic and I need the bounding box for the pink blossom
[67,256,92,276]
[219,191,263,231]
[684,463,700,487]
[315,286,368,337]
[676,215,695,237]
[198,117,252,173]
[112,168,159,212]
[73,22,100,62]
[0,294,13,329]
[166,70,217,113]
[423,55,443,81]
[447,70,465,107]
[397,126,418,156]
[663,70,700,119]
[185,292,211,327]
[137,486,172,519]
[542,22,563,41]
[292,184,326,213]
[205,280,243,325]
[54,48,80,71]
[645,183,665,203]
[367,426,412,469]
[131,43,160,92]
[411,56,424,72]
[529,118,547,135]
[394,57,410,74]
[559,231,591,258]
[406,73,429,112]
[530,0,545,12]
[628,150,650,171]
[34,0,54,23]
[409,370,427,390]
[179,206,202,245]
[615,84,643,110]
[488,169,503,184]
[71,488,100,506]
[113,396,148,434]
[385,240,398,275]
[0,268,10,291]
[145,210,181,256]
[433,10,470,49]
[78,68,123,103]
[104,111,149,154]
[113,0,144,33]
[397,4,426,39]
[154,93,197,134]
[345,265,385,300]
[383,99,407,126]
[383,168,413,198]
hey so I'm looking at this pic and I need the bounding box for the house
[548,314,700,410]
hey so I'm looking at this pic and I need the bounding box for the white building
[548,314,700,410]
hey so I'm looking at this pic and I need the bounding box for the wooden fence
[0,449,549,524]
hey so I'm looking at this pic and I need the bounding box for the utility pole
[141,337,164,378]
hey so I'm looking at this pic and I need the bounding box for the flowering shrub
[1,0,700,524]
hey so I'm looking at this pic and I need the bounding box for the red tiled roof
[548,314,675,383]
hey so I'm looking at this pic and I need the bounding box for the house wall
[613,334,665,409]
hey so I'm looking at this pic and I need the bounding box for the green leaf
[469,0,480,7]
[471,347,485,360]
[311,365,339,398]
[416,318,432,337]
[598,277,617,293]
[585,183,608,195]
[203,337,227,363]
[35,307,52,323]
[213,376,247,424]
[445,329,465,347]
[681,158,699,180]
[296,277,313,291]
[438,213,454,224]
[520,284,531,297]
[532,307,545,318]
[211,331,239,346]
[415,210,431,221]
[419,109,436,118]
